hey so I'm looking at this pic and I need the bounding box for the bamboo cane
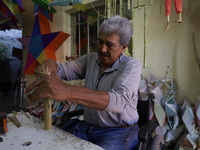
[131,8,134,57]
[150,0,153,5]
[119,0,123,17]
[137,0,141,7]
[132,0,148,60]
[41,64,52,130]
[107,0,111,18]
[144,6,147,68]
[128,0,130,10]
[104,0,107,20]
[114,0,117,16]
[133,0,147,9]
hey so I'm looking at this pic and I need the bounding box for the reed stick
[114,0,117,16]
[107,0,111,18]
[128,0,130,10]
[41,64,52,130]
[144,6,147,68]
[131,8,134,57]
[150,0,153,5]
[119,0,123,17]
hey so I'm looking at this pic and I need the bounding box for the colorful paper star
[48,0,81,6]
[17,13,70,74]
[31,0,57,13]
[12,0,23,8]
[0,0,25,18]
[34,4,53,21]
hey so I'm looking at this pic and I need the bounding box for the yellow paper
[13,4,20,15]
[3,0,13,13]
[0,18,11,25]
[36,50,47,64]
[72,3,87,12]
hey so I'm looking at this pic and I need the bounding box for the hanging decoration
[0,0,25,17]
[31,0,57,13]
[17,13,70,74]
[0,0,25,30]
[34,4,53,21]
[48,0,81,6]
[12,0,23,8]
[71,3,87,12]
[49,0,87,12]
[164,0,182,33]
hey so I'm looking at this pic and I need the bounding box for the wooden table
[0,112,104,150]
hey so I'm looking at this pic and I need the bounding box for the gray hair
[99,15,133,47]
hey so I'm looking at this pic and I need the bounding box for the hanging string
[90,2,107,18]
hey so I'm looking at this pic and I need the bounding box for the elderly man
[25,15,141,150]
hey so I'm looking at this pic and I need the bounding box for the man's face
[97,33,126,67]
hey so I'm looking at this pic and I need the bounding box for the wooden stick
[192,33,200,71]
[164,15,170,33]
[144,6,147,68]
[7,115,21,127]
[12,111,19,116]
[20,109,30,118]
[41,64,52,130]
[174,12,182,23]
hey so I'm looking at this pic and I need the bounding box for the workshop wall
[132,0,200,104]
[21,0,200,105]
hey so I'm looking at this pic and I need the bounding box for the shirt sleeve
[56,54,89,81]
[105,59,141,113]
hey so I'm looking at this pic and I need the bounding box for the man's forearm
[66,86,109,111]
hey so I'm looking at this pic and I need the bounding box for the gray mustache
[99,53,109,57]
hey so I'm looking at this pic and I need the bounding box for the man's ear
[121,44,127,54]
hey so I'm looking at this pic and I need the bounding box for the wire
[90,2,107,18]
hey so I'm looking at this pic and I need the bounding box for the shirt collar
[95,53,124,72]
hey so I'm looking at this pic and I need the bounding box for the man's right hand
[34,59,58,79]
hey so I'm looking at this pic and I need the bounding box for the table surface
[0,112,104,150]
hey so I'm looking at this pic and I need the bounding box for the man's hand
[34,59,58,80]
[24,75,71,105]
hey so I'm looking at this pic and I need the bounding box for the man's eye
[106,44,115,49]
[107,44,113,48]
[97,40,104,44]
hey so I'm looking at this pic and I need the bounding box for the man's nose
[101,44,107,52]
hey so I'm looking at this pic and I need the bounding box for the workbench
[0,112,104,150]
